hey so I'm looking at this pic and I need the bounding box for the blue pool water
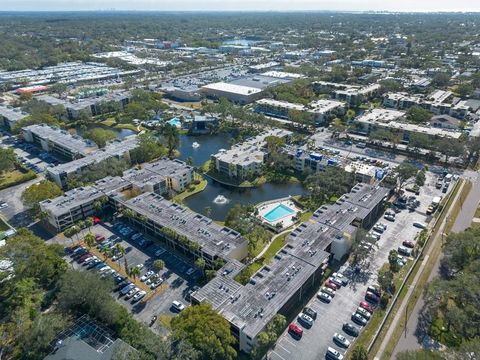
[167,117,181,127]
[263,204,295,222]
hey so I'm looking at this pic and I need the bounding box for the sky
[1,0,479,12]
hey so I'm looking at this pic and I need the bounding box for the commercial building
[0,105,29,131]
[47,135,139,188]
[160,86,202,102]
[22,124,98,160]
[313,81,380,106]
[255,98,345,126]
[210,129,291,180]
[0,62,141,87]
[353,108,463,141]
[193,183,389,353]
[351,59,395,69]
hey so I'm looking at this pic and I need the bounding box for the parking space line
[277,344,292,354]
[270,350,287,360]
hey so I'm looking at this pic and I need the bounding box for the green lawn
[172,177,208,203]
[99,117,117,127]
[247,231,292,274]
[114,123,139,132]
[299,211,313,223]
[0,218,10,232]
[0,169,36,190]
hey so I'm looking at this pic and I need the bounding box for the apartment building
[0,105,29,131]
[193,183,390,353]
[210,129,292,180]
[313,81,380,106]
[22,124,98,160]
[47,135,138,188]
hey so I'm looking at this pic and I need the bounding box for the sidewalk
[374,180,466,359]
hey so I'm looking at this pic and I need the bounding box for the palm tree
[116,244,128,272]
[194,258,206,277]
[351,345,368,360]
[84,232,96,250]
[153,260,165,272]
[121,208,135,224]
[85,217,93,232]
[130,266,141,280]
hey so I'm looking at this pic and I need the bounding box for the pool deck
[256,198,301,230]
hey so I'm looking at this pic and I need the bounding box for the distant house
[44,315,137,360]
[430,114,462,129]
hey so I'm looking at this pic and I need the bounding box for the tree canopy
[22,180,63,215]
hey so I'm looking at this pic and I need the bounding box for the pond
[184,178,307,221]
[177,134,232,166]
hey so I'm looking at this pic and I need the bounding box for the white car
[132,290,147,303]
[318,292,332,303]
[333,333,351,348]
[320,287,336,297]
[327,346,344,360]
[125,287,140,300]
[172,300,185,312]
[150,278,164,289]
[298,313,314,327]
[332,273,349,286]
[0,202,8,209]
[135,263,144,270]
[141,270,155,282]
[186,268,195,276]
[356,307,372,320]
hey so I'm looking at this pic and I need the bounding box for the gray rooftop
[48,135,138,176]
[122,192,246,259]
[0,105,29,122]
[143,158,193,181]
[23,124,98,155]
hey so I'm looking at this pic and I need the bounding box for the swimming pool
[263,204,295,222]
[167,118,181,127]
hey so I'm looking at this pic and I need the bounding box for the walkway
[252,228,291,262]
[375,178,472,359]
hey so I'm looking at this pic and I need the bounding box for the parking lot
[61,221,201,329]
[269,171,450,360]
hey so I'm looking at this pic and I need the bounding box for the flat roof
[122,192,246,259]
[201,82,262,96]
[0,105,29,122]
[23,124,98,155]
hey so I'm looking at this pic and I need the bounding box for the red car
[402,240,415,248]
[288,323,303,337]
[95,234,105,243]
[359,301,375,313]
[325,280,338,291]
[93,216,101,225]
[365,291,380,304]
[78,253,92,263]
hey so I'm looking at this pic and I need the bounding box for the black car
[343,323,360,337]
[303,306,317,320]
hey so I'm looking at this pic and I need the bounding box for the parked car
[359,301,375,314]
[318,292,332,303]
[155,248,166,257]
[303,306,317,320]
[320,287,336,297]
[342,323,359,337]
[150,278,164,289]
[351,312,368,326]
[132,290,147,303]
[298,313,314,327]
[356,307,372,320]
[86,260,101,269]
[413,221,427,229]
[325,280,338,291]
[402,240,415,248]
[125,287,140,300]
[171,300,185,312]
[332,273,349,286]
[333,333,351,348]
[119,283,135,296]
[141,271,155,282]
[367,285,381,297]
[288,323,303,338]
[186,268,195,276]
[398,246,413,257]
[329,277,343,288]
[326,346,344,360]
[365,291,380,304]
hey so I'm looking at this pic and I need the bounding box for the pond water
[177,134,232,166]
[184,178,307,221]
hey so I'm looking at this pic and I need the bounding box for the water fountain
[192,141,200,148]
[213,195,229,205]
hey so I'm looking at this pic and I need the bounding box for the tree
[378,267,394,295]
[21,180,63,215]
[130,132,167,164]
[432,72,451,87]
[84,232,96,250]
[396,163,418,190]
[415,171,426,187]
[130,266,141,280]
[153,259,165,272]
[351,345,368,360]
[407,106,432,124]
[84,127,117,148]
[396,349,444,360]
[162,124,180,157]
[435,138,464,164]
[194,258,206,276]
[409,132,430,152]
[0,148,16,174]
[171,303,237,360]
[388,249,400,273]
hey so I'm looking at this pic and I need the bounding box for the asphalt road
[269,172,445,360]
[390,171,480,358]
